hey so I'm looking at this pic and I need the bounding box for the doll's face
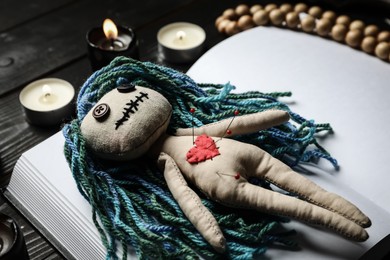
[80,85,172,161]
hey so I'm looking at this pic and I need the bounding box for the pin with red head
[224,110,239,137]
[190,107,196,144]
[216,171,241,180]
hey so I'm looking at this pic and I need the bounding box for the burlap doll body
[81,85,370,253]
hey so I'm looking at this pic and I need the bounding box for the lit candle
[87,18,139,71]
[99,19,126,51]
[19,78,75,126]
[157,22,206,63]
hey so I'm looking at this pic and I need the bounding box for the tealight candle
[0,213,29,260]
[157,22,206,63]
[87,18,139,71]
[19,78,75,126]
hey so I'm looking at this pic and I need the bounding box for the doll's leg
[250,150,371,228]
[225,181,368,241]
[157,153,226,253]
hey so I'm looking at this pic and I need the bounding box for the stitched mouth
[115,91,150,130]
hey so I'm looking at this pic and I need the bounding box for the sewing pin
[190,107,196,144]
[223,110,239,137]
[209,110,240,148]
[216,171,241,180]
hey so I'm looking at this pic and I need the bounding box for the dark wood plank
[0,0,74,32]
[0,103,58,188]
[0,57,91,188]
[0,0,195,96]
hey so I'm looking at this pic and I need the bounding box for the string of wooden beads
[215,3,390,62]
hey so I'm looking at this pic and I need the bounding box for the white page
[188,26,390,213]
[21,132,135,259]
[187,26,390,259]
[9,132,107,259]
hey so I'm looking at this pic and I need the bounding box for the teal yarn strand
[63,57,337,259]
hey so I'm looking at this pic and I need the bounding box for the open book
[5,131,390,259]
[5,132,125,259]
[6,27,390,259]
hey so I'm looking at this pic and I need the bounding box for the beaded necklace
[216,3,390,62]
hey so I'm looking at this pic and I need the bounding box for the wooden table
[0,1,389,259]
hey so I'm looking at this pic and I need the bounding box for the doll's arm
[157,153,226,253]
[175,109,289,137]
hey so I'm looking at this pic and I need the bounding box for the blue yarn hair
[63,57,337,259]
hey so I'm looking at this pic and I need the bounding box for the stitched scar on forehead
[115,92,149,130]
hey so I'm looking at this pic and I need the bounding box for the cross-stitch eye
[92,103,110,121]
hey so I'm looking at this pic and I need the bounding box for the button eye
[92,103,110,121]
[117,83,136,93]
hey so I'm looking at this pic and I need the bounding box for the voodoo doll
[80,84,370,252]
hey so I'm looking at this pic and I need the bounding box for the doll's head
[80,84,172,160]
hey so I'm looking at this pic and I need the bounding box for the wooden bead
[349,20,365,31]
[217,19,230,33]
[375,42,390,60]
[237,15,254,30]
[377,31,390,42]
[336,15,351,26]
[294,3,308,13]
[361,36,377,53]
[331,24,348,41]
[308,6,322,19]
[279,3,293,14]
[215,16,225,28]
[269,9,284,26]
[364,25,379,36]
[301,15,316,33]
[250,4,262,14]
[316,18,332,36]
[322,10,336,22]
[253,9,269,26]
[265,3,277,13]
[223,8,236,19]
[286,12,300,28]
[345,29,363,47]
[235,4,250,16]
[225,21,240,36]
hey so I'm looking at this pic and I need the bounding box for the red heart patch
[187,134,220,164]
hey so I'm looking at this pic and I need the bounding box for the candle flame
[103,18,118,39]
[176,30,186,41]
